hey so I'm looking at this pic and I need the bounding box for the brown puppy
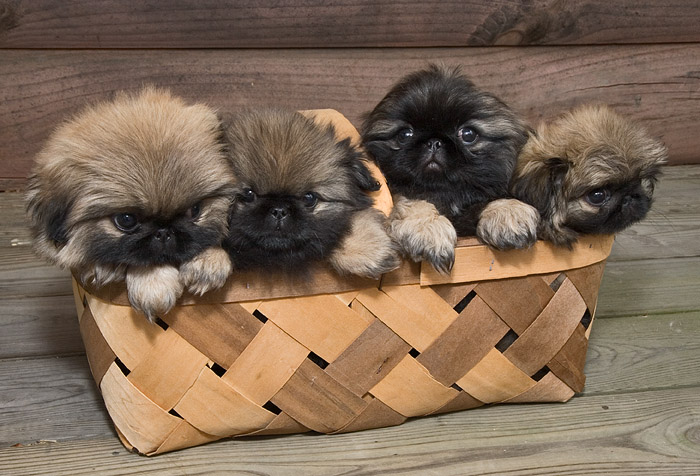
[222,108,399,278]
[26,87,235,320]
[511,104,667,247]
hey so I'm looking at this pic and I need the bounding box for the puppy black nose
[271,206,289,220]
[154,229,173,243]
[427,139,442,151]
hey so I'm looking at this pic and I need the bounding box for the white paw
[126,265,184,322]
[477,199,539,250]
[180,247,232,296]
[389,198,457,274]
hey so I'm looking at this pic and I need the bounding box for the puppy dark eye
[241,188,256,203]
[396,128,414,145]
[186,203,201,220]
[113,213,139,233]
[303,192,318,208]
[458,127,478,144]
[586,188,610,206]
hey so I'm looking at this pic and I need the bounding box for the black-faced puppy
[26,87,235,321]
[362,64,536,268]
[511,104,668,247]
[223,109,399,278]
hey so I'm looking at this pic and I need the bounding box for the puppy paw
[477,199,539,250]
[329,208,401,279]
[541,224,580,249]
[80,263,127,287]
[180,247,232,295]
[389,197,457,274]
[126,265,184,322]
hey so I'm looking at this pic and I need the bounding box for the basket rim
[77,234,614,306]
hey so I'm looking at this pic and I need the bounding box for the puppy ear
[26,186,72,246]
[362,139,396,162]
[338,138,382,192]
[511,157,569,216]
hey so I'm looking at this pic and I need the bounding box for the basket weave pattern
[74,235,612,455]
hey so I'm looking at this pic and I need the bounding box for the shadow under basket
[73,234,614,455]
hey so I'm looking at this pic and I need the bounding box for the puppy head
[512,104,667,244]
[223,109,378,271]
[362,64,528,212]
[26,87,235,273]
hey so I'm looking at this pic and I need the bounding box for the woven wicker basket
[71,110,614,455]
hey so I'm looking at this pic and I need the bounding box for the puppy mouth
[421,152,447,173]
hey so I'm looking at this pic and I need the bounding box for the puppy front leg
[539,220,580,249]
[477,198,539,250]
[388,196,457,274]
[329,208,400,279]
[179,246,232,295]
[126,265,183,322]
[80,263,127,287]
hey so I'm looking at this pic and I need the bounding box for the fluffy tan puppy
[511,104,668,247]
[222,108,399,278]
[26,87,235,320]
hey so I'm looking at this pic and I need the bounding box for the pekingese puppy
[510,104,668,247]
[222,108,399,278]
[26,87,235,321]
[362,64,537,270]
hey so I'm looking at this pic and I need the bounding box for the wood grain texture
[0,295,82,359]
[0,355,112,448]
[1,0,699,48]
[1,310,698,449]
[609,166,700,262]
[583,311,700,396]
[1,385,699,475]
[597,256,700,318]
[1,44,699,181]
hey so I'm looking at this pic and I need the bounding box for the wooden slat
[1,386,699,475]
[0,295,82,359]
[596,256,700,318]
[2,45,699,181]
[583,311,700,396]
[609,165,700,262]
[0,355,113,447]
[0,1,698,49]
[2,310,698,448]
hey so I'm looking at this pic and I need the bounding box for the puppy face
[223,109,379,271]
[26,87,235,274]
[512,104,667,245]
[362,64,528,216]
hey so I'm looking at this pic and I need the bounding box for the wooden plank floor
[0,166,699,475]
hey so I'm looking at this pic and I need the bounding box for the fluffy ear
[25,184,72,246]
[362,138,396,162]
[338,138,381,192]
[511,157,569,218]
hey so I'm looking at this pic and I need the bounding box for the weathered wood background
[1,0,699,188]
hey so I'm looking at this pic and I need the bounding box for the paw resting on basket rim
[126,265,184,322]
[477,198,539,251]
[389,196,457,274]
[179,247,232,295]
[329,207,401,279]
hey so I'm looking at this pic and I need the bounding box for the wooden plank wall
[1,0,699,188]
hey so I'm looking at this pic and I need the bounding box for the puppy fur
[388,196,457,274]
[26,87,235,320]
[223,109,398,278]
[362,64,534,267]
[511,104,668,247]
